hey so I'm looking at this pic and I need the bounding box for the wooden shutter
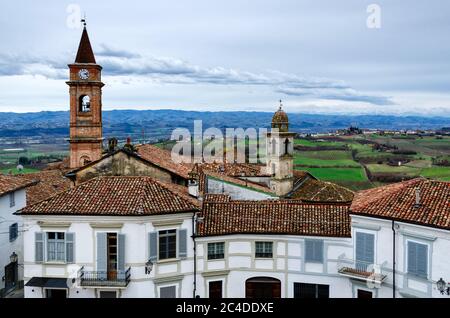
[97,233,107,279]
[118,234,126,279]
[35,232,44,263]
[416,243,428,277]
[149,232,158,262]
[178,229,187,259]
[356,232,374,270]
[65,232,75,263]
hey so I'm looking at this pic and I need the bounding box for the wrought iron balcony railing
[78,266,131,287]
[337,256,387,285]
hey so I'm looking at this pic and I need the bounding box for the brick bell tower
[67,21,104,169]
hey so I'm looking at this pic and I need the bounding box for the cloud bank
[0,46,394,106]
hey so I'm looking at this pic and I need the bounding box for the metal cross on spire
[279,99,283,110]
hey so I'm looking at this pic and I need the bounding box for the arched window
[79,95,91,112]
[79,155,91,166]
[271,139,276,155]
[284,138,290,155]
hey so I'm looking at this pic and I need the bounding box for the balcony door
[355,232,374,271]
[107,233,118,280]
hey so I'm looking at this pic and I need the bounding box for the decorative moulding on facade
[201,270,230,278]
[89,223,124,229]
[399,230,437,242]
[37,221,71,228]
[351,222,381,231]
[152,219,184,227]
[153,274,184,284]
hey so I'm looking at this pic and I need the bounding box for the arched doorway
[245,277,281,298]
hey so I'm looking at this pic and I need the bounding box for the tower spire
[74,18,96,64]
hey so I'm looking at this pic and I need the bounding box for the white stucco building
[0,175,35,296]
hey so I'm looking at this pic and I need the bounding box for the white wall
[22,213,195,298]
[0,188,27,292]
[350,215,450,298]
[196,234,353,298]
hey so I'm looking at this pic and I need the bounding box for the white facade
[22,213,195,298]
[0,188,27,295]
[349,215,450,298]
[20,211,450,298]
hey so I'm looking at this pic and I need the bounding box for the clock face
[78,69,89,80]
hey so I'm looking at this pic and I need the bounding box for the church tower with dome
[266,101,295,196]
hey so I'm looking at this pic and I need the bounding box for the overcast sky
[1,0,449,116]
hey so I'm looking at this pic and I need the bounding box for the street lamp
[145,260,153,275]
[436,278,450,295]
[10,252,18,263]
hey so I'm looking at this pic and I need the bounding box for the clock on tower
[66,23,104,169]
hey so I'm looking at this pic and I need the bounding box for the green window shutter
[118,234,126,279]
[149,232,158,262]
[65,232,75,263]
[35,232,44,263]
[178,229,187,259]
[97,233,107,279]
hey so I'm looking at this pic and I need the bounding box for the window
[255,242,273,258]
[47,232,65,262]
[79,95,91,112]
[99,291,117,298]
[9,192,15,207]
[208,242,225,260]
[355,232,374,271]
[294,283,329,298]
[158,230,177,260]
[305,239,323,263]
[160,285,176,298]
[357,289,373,299]
[209,281,223,298]
[407,241,428,278]
[9,223,18,242]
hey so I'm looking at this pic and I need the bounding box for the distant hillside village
[0,25,449,299]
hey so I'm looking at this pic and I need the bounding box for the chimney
[414,187,421,208]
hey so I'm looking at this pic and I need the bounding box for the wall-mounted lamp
[437,278,450,295]
[10,252,18,263]
[145,260,153,275]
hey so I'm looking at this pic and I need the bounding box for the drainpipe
[192,212,197,298]
[392,220,396,298]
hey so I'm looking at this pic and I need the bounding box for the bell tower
[266,101,295,196]
[66,21,104,169]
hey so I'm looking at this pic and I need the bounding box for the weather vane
[81,13,87,27]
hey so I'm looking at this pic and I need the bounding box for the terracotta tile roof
[350,178,450,230]
[0,174,36,197]
[289,178,354,203]
[198,197,351,237]
[199,162,269,177]
[18,176,199,216]
[16,170,72,205]
[203,194,231,203]
[44,157,71,173]
[137,144,193,179]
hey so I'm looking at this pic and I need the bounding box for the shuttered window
[159,230,177,260]
[160,285,176,298]
[294,283,329,298]
[9,223,18,242]
[47,232,65,262]
[305,239,323,263]
[407,241,428,278]
[178,229,187,259]
[355,232,374,271]
[9,192,15,207]
[35,232,44,263]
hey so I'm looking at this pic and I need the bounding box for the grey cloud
[0,50,393,106]
[277,87,395,106]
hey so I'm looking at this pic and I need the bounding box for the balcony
[78,266,131,288]
[337,256,387,285]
